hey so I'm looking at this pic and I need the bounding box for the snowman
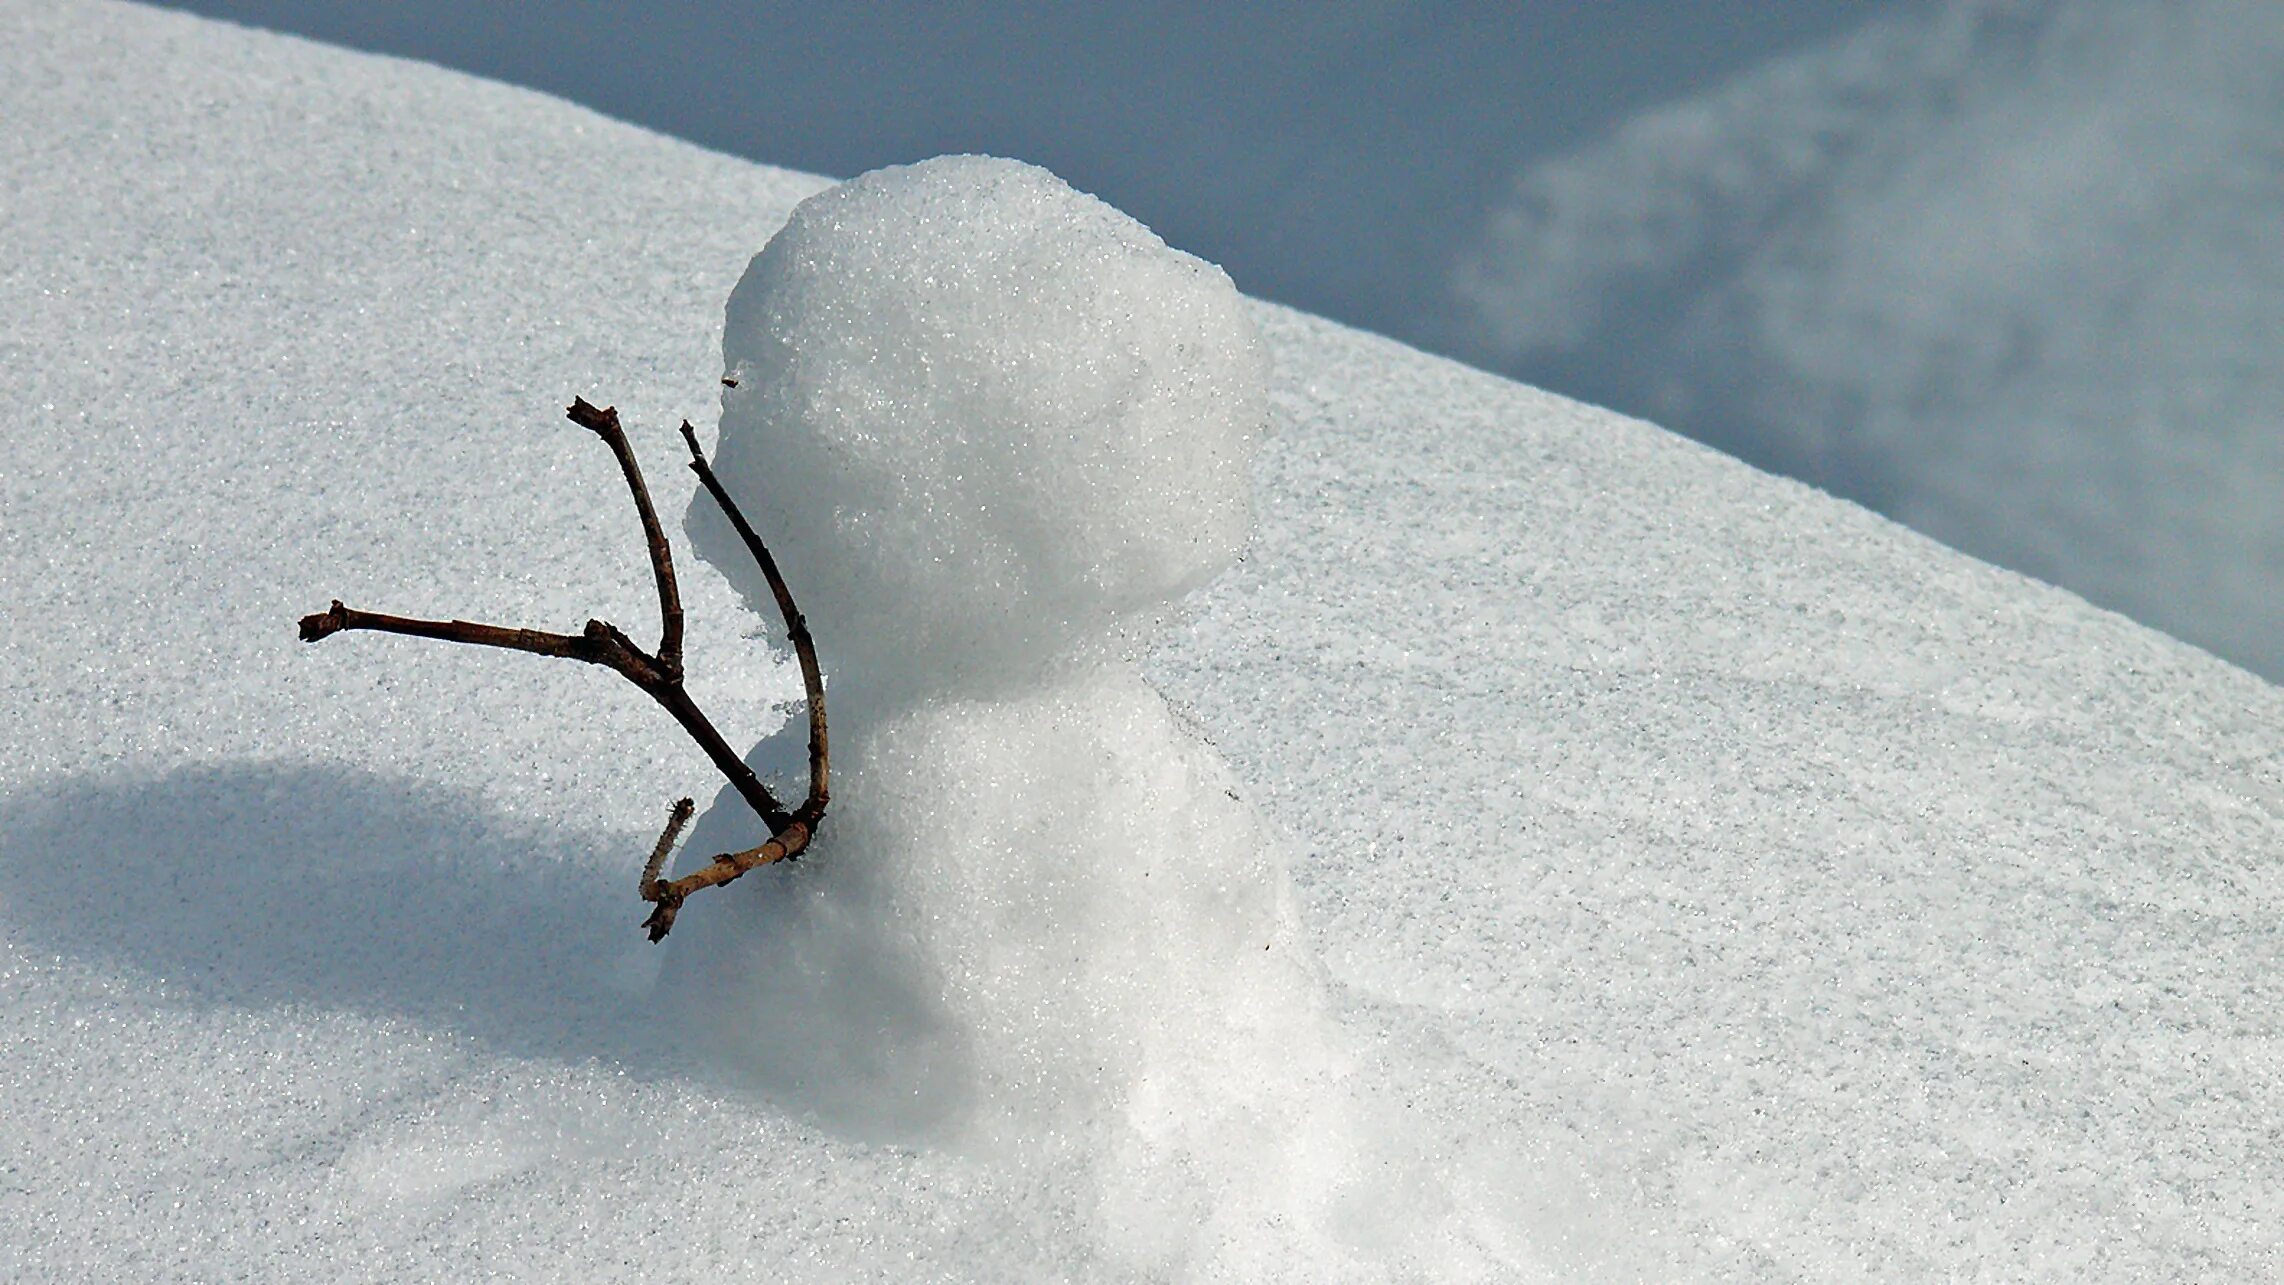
[658,157,1357,1265]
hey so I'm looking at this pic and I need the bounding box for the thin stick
[568,398,684,678]
[299,605,791,832]
[298,399,829,940]
[299,603,584,657]
[681,420,829,821]
[642,797,697,896]
[639,817,814,942]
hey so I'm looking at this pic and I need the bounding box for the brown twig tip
[298,600,348,642]
[641,891,685,943]
[642,796,697,897]
[565,397,617,435]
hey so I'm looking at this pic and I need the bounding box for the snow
[4,1,2283,1280]
[127,0,2284,690]
[1450,0,2284,681]
[670,157,1368,1276]
[662,672,1369,1277]
[696,155,1265,703]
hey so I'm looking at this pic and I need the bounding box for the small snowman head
[693,156,1267,706]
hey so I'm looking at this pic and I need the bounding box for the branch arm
[642,797,696,896]
[297,400,829,944]
[680,420,830,818]
[298,600,592,660]
[639,816,814,941]
[300,601,792,829]
[568,398,685,678]
[646,676,794,832]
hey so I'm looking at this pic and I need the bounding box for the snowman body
[664,156,1357,1268]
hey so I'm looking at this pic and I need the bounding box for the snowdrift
[1453,0,2284,681]
[3,2,2279,1279]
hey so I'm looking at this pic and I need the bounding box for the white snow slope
[4,2,2281,1280]
[1454,0,2284,682]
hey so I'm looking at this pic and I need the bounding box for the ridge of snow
[3,2,2280,1279]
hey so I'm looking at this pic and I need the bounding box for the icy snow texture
[667,158,1370,1275]
[695,157,1265,703]
[4,2,2283,1281]
[1452,0,2284,680]
[662,671,1369,1275]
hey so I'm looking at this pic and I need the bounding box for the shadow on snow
[0,759,682,1069]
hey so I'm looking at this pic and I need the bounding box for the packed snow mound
[1450,0,2284,679]
[665,157,1456,1277]
[694,155,1267,703]
[667,672,1315,1131]
[7,3,2284,1281]
[662,670,1374,1275]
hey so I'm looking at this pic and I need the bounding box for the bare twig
[643,797,696,896]
[568,397,684,678]
[637,818,815,942]
[681,420,829,819]
[298,399,831,941]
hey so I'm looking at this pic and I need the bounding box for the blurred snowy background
[157,0,2284,680]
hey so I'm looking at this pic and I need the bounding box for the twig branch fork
[297,398,828,941]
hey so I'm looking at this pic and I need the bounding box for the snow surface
[670,158,1368,1277]
[695,156,1265,703]
[4,1,2283,1280]
[133,0,2284,691]
[1452,0,2284,682]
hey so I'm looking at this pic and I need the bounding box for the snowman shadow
[0,758,661,1067]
